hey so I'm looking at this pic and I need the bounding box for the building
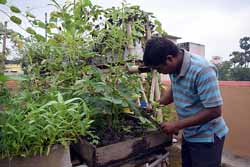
[178,42,205,57]
[165,34,181,44]
[4,60,23,75]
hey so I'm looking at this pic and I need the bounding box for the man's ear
[166,55,174,63]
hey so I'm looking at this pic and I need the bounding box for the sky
[1,0,250,61]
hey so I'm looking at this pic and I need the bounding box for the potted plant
[0,88,93,167]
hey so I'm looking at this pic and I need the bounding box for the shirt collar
[178,49,191,78]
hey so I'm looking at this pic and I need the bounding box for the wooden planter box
[72,130,172,167]
[0,145,71,167]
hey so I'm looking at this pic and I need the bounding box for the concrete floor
[168,144,250,167]
[74,144,250,167]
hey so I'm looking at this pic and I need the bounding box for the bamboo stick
[145,18,163,121]
[126,21,134,60]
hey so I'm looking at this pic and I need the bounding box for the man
[143,37,229,167]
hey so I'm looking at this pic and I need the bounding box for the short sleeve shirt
[170,50,229,142]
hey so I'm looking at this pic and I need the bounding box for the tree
[217,36,250,81]
[230,67,250,81]
[216,61,232,80]
[230,36,250,68]
[240,37,250,67]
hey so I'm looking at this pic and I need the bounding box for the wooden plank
[95,136,144,166]
[73,131,172,167]
[95,131,171,166]
[74,138,96,167]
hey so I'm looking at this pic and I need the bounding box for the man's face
[151,56,178,74]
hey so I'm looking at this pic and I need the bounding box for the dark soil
[87,113,153,147]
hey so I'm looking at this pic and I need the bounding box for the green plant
[0,0,171,151]
[0,90,93,158]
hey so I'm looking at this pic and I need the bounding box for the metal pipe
[147,152,169,167]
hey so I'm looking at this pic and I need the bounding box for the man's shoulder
[189,54,216,74]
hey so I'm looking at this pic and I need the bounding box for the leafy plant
[0,0,171,153]
[0,90,93,158]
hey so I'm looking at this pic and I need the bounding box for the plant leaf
[40,101,58,109]
[0,75,9,82]
[57,92,64,103]
[10,16,22,25]
[65,98,82,105]
[83,0,92,7]
[47,39,57,45]
[0,0,6,4]
[26,27,36,35]
[48,22,57,29]
[6,123,18,133]
[35,34,46,42]
[37,21,46,28]
[26,11,35,18]
[10,6,21,13]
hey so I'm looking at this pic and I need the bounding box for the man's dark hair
[143,37,180,66]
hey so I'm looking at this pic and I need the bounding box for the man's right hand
[159,87,173,105]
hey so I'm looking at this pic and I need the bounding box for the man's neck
[175,50,184,75]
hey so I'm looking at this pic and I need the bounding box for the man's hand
[160,106,222,135]
[158,87,173,105]
[161,121,179,135]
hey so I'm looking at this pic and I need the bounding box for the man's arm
[161,106,222,134]
[158,86,173,105]
[161,66,223,134]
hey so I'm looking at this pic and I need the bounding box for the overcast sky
[1,0,250,60]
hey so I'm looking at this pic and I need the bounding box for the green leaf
[10,6,21,13]
[47,39,57,45]
[65,98,82,105]
[83,0,92,7]
[0,74,27,81]
[37,21,46,28]
[10,16,22,25]
[6,123,18,133]
[26,12,35,18]
[0,75,9,82]
[48,23,57,29]
[51,0,61,9]
[112,98,123,105]
[57,92,64,103]
[154,19,161,26]
[101,96,123,105]
[35,34,46,42]
[0,0,7,4]
[26,27,36,35]
[40,101,57,109]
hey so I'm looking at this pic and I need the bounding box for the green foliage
[0,84,10,106]
[230,36,250,68]
[26,27,36,35]
[0,90,93,158]
[10,6,21,13]
[10,16,22,25]
[0,0,6,5]
[217,61,232,80]
[217,36,250,81]
[26,11,35,19]
[230,67,250,81]
[0,0,170,156]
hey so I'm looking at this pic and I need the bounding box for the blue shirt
[170,50,229,143]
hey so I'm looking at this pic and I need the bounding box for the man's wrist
[174,120,182,131]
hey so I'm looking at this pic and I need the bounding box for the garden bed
[71,130,172,167]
